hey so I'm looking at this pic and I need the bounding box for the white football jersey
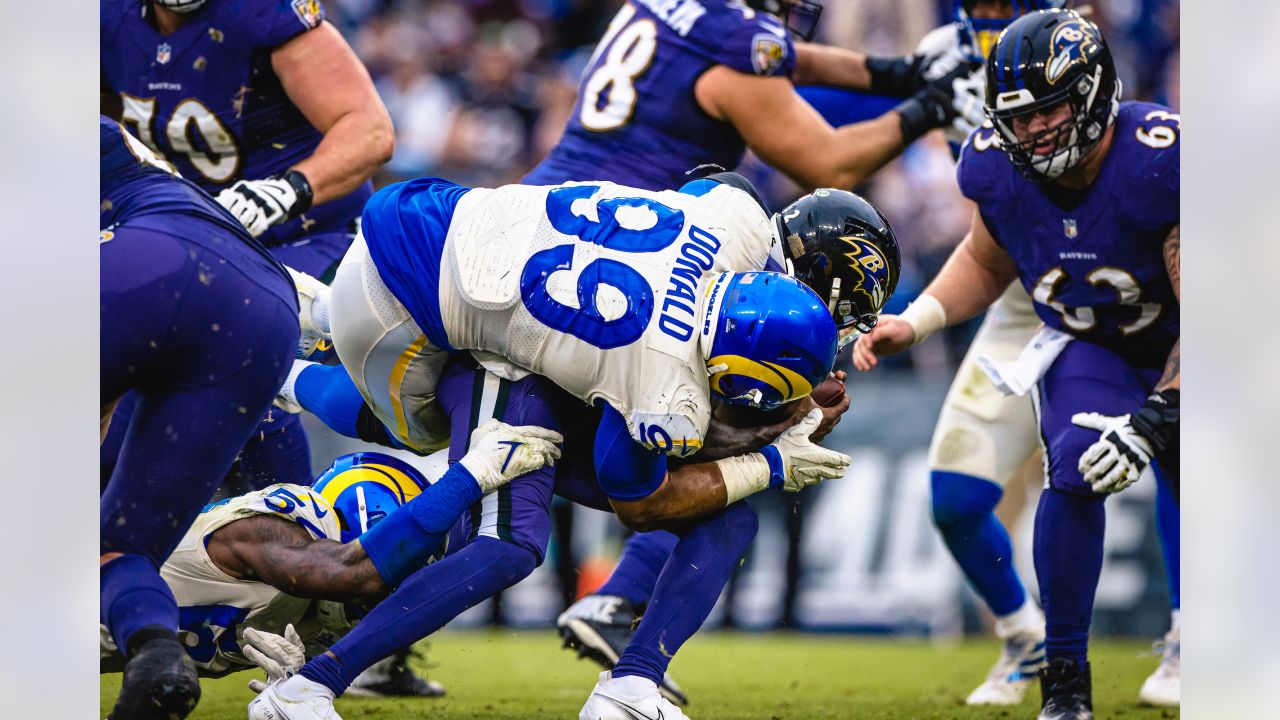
[100,484,344,677]
[437,181,774,456]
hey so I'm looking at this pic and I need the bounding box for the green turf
[101,630,1180,719]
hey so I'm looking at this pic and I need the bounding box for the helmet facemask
[988,63,1119,181]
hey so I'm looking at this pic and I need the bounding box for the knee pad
[930,470,1003,529]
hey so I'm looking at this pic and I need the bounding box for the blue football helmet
[956,0,1067,61]
[311,452,430,544]
[701,272,838,411]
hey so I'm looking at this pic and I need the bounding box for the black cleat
[1038,657,1094,720]
[557,594,690,706]
[110,627,200,720]
[345,646,446,698]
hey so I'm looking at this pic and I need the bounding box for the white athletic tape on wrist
[716,453,772,505]
[899,293,947,345]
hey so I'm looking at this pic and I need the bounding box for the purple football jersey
[957,101,1179,368]
[524,0,795,191]
[101,0,370,248]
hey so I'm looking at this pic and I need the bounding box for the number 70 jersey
[366,179,776,456]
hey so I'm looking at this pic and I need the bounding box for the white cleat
[580,671,690,720]
[248,676,343,720]
[966,605,1047,706]
[285,266,331,359]
[1138,625,1180,706]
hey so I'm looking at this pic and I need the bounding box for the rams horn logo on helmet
[1045,20,1099,85]
[706,354,815,404]
[838,234,893,314]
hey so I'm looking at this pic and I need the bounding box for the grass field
[101,630,1180,719]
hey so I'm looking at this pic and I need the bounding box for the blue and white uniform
[100,484,346,677]
[330,177,773,468]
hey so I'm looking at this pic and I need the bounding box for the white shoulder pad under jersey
[99,484,342,677]
[437,181,772,457]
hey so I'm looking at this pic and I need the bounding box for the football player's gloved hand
[1071,412,1155,494]
[243,624,305,693]
[894,58,984,144]
[762,409,851,492]
[865,54,932,98]
[216,170,313,237]
[458,419,563,493]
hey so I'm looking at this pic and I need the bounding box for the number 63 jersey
[365,179,774,456]
[957,101,1180,369]
[99,484,344,677]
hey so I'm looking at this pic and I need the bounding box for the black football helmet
[744,0,823,41]
[984,9,1120,180]
[772,189,901,336]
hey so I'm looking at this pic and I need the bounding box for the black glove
[1131,389,1179,452]
[865,54,931,98]
[893,59,984,144]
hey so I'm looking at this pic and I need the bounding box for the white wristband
[899,293,947,345]
[716,453,772,506]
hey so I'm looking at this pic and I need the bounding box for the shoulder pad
[956,124,1016,207]
[232,0,325,48]
[1113,103,1180,225]
[714,9,796,77]
[629,409,706,458]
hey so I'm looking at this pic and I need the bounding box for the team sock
[1155,467,1180,610]
[300,537,536,695]
[1034,487,1105,665]
[595,530,679,610]
[931,471,1027,616]
[101,553,179,655]
[612,503,758,686]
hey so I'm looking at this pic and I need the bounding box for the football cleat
[1138,625,1180,706]
[966,608,1047,705]
[345,647,446,698]
[579,671,691,720]
[1038,657,1094,720]
[110,628,201,720]
[558,595,689,706]
[285,266,332,360]
[248,675,342,720]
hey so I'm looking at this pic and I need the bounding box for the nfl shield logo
[1063,218,1078,238]
[156,43,172,65]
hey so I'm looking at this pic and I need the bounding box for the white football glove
[948,65,988,142]
[216,176,301,237]
[243,624,306,694]
[1071,412,1154,494]
[458,419,563,493]
[767,409,851,492]
[285,267,332,359]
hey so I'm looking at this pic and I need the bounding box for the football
[810,376,846,408]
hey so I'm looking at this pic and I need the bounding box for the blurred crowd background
[304,0,1180,637]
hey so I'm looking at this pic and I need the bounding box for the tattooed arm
[1157,224,1180,391]
[206,515,386,604]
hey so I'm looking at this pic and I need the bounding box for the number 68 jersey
[365,179,775,456]
[957,101,1180,369]
[99,484,344,677]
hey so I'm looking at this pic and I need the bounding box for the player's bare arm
[273,22,393,206]
[1157,224,1180,391]
[853,206,1017,370]
[791,43,874,89]
[695,70,905,189]
[207,515,387,604]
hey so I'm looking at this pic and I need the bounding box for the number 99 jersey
[524,0,796,191]
[99,484,342,677]
[365,178,775,456]
[957,101,1179,369]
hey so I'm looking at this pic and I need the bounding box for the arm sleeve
[592,403,668,501]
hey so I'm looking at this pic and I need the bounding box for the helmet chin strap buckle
[706,362,729,377]
[743,389,765,407]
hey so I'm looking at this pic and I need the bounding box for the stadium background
[300,0,1181,640]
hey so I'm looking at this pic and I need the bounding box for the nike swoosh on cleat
[604,697,663,720]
